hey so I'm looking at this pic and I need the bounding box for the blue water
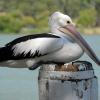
[0,34,100,100]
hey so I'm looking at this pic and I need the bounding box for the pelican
[0,11,99,70]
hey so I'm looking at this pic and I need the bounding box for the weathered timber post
[38,61,98,100]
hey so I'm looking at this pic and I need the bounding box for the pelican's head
[49,12,74,29]
[49,11,100,66]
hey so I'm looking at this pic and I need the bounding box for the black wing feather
[6,33,60,47]
[0,33,61,62]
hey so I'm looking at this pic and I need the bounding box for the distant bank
[0,27,100,35]
[79,27,100,35]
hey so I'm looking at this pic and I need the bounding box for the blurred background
[0,0,99,34]
[0,0,100,100]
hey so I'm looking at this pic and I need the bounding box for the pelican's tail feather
[0,47,11,62]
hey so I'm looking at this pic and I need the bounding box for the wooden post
[38,61,98,100]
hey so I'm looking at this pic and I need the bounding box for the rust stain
[55,63,78,72]
[54,61,93,72]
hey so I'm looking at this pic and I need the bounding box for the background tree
[95,0,100,26]
[0,0,99,33]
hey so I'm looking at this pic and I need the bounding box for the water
[0,34,100,100]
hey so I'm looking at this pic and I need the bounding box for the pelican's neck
[51,27,66,36]
[50,27,75,42]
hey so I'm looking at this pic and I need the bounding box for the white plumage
[0,11,99,70]
[12,37,63,56]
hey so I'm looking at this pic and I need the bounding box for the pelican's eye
[67,21,70,24]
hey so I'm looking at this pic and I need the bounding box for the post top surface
[39,61,95,80]
[40,61,93,71]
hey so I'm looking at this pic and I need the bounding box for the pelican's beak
[59,24,100,66]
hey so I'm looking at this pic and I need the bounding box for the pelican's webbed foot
[28,62,41,70]
[55,64,65,71]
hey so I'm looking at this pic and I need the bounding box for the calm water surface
[0,34,100,100]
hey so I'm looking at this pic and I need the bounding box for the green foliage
[0,0,99,33]
[0,11,36,33]
[76,8,97,27]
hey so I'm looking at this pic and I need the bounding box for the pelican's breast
[38,36,84,63]
[51,42,84,62]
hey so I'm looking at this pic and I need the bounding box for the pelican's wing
[6,33,63,58]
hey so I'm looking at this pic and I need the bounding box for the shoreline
[0,27,100,35]
[79,27,100,35]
